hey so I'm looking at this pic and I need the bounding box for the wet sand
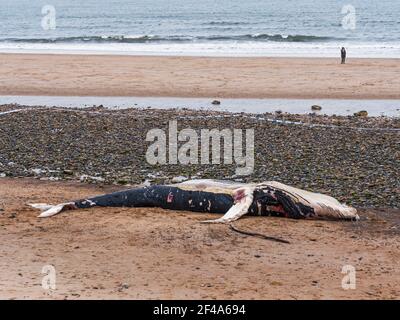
[0,53,399,99]
[0,177,398,299]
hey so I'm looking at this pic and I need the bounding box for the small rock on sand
[311,105,322,111]
[354,110,368,117]
[171,176,188,183]
[211,100,221,105]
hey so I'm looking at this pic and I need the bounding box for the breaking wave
[1,34,338,44]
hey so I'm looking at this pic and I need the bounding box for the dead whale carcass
[29,179,359,222]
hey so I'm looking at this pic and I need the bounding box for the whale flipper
[201,187,254,223]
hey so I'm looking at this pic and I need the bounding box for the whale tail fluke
[29,202,77,218]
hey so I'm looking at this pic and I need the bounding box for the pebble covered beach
[0,104,399,208]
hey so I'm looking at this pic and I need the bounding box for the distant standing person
[341,47,347,64]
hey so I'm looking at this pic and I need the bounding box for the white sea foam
[1,41,400,58]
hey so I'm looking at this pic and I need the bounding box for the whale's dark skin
[75,186,233,213]
[73,185,314,219]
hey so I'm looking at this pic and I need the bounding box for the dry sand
[0,53,399,99]
[0,178,398,300]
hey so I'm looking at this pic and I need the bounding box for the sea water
[0,0,399,57]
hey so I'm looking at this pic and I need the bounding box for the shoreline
[1,96,400,117]
[3,51,400,59]
[1,42,400,59]
[1,104,400,122]
[0,53,399,99]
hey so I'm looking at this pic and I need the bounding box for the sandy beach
[2,0,400,303]
[0,53,400,99]
[0,54,399,300]
[0,177,399,300]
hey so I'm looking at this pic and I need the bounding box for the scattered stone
[80,175,105,183]
[311,105,322,111]
[117,283,130,292]
[211,100,221,105]
[171,176,188,183]
[354,110,368,117]
[142,179,152,187]
[31,168,46,175]
[0,104,398,208]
